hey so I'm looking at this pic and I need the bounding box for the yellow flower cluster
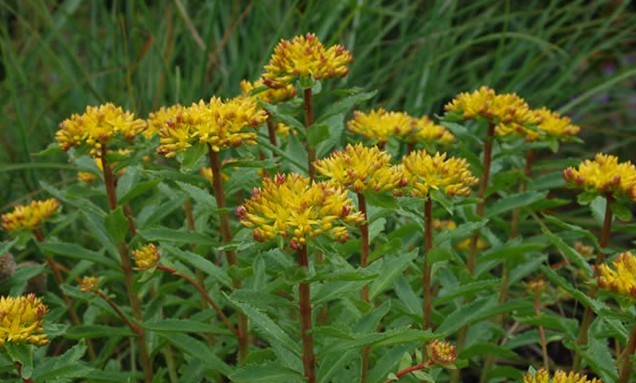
[444,86,539,138]
[146,104,184,138]
[0,294,48,346]
[314,144,406,194]
[237,173,364,249]
[132,244,160,270]
[347,108,414,144]
[523,368,601,383]
[426,340,456,366]
[563,153,636,201]
[157,97,268,156]
[262,33,353,89]
[402,151,478,198]
[409,116,455,145]
[1,198,60,233]
[598,251,636,299]
[79,276,100,293]
[56,103,146,157]
[240,79,296,104]
[526,107,580,141]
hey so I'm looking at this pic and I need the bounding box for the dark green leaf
[104,207,128,243]
[230,363,304,383]
[158,332,232,376]
[176,181,217,210]
[65,325,135,339]
[307,123,331,146]
[485,191,547,218]
[138,227,218,246]
[177,143,208,174]
[543,230,592,276]
[118,179,161,205]
[39,242,116,268]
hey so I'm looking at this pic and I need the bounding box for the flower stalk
[207,146,249,362]
[298,245,316,383]
[384,361,433,383]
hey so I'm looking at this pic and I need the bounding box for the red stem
[384,360,434,382]
[298,245,316,383]
[95,290,142,335]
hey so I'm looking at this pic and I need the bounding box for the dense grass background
[1,0,634,222]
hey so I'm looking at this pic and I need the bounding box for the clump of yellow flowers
[523,368,602,383]
[56,103,146,157]
[240,78,296,104]
[526,107,580,142]
[347,108,414,145]
[597,251,636,299]
[409,116,455,146]
[314,144,406,193]
[1,198,60,233]
[262,33,352,88]
[563,153,636,201]
[0,294,48,346]
[132,244,160,271]
[426,339,457,366]
[237,173,364,249]
[79,276,100,293]
[444,86,539,138]
[146,104,184,139]
[156,96,268,157]
[402,151,478,198]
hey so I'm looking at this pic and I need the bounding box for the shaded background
[1,0,635,210]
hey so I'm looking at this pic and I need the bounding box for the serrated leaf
[118,179,161,205]
[164,245,231,287]
[31,339,93,381]
[104,207,128,243]
[177,143,208,173]
[64,325,135,339]
[577,191,598,205]
[39,241,116,268]
[0,238,17,256]
[307,123,331,146]
[369,250,418,299]
[158,332,232,376]
[143,319,230,335]
[115,165,140,201]
[9,263,47,295]
[138,227,217,246]
[434,279,500,305]
[354,300,391,334]
[543,230,592,276]
[176,181,217,210]
[436,296,498,336]
[319,89,377,121]
[4,343,33,378]
[485,191,547,218]
[612,202,632,222]
[317,349,357,383]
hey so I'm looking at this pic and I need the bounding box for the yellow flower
[1,199,60,233]
[237,173,364,249]
[426,340,456,366]
[79,276,100,293]
[314,144,406,194]
[56,103,147,157]
[132,244,160,270]
[444,86,538,138]
[563,153,636,202]
[240,79,296,104]
[402,151,478,198]
[348,108,414,144]
[0,294,48,346]
[146,104,184,139]
[523,368,602,383]
[525,278,546,294]
[525,107,580,141]
[157,96,268,157]
[598,251,636,299]
[262,33,352,89]
[408,116,455,145]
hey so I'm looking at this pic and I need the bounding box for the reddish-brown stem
[207,146,249,362]
[266,118,278,149]
[123,203,137,236]
[100,147,153,383]
[157,265,238,337]
[573,194,613,371]
[423,197,433,330]
[358,193,371,383]
[95,289,142,335]
[298,245,316,383]
[303,88,316,180]
[534,288,549,370]
[384,360,434,382]
[619,324,636,383]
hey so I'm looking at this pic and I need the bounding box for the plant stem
[207,146,249,362]
[423,197,433,330]
[358,193,371,383]
[94,290,142,335]
[619,324,636,383]
[298,245,316,383]
[157,265,239,336]
[303,88,316,180]
[266,118,278,150]
[384,360,433,382]
[573,194,613,371]
[100,146,153,383]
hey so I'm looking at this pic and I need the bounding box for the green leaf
[317,350,357,383]
[4,343,34,378]
[32,339,94,381]
[64,325,135,339]
[319,89,377,122]
[0,238,17,256]
[435,296,498,336]
[158,332,232,376]
[9,263,47,295]
[176,181,217,211]
[478,241,546,263]
[430,189,453,215]
[434,279,500,305]
[104,207,128,243]
[230,363,304,383]
[164,246,232,288]
[369,249,418,299]
[543,230,592,276]
[485,191,547,218]
[143,319,230,335]
[118,179,161,205]
[39,241,116,268]
[115,165,140,201]
[177,143,208,174]
[307,123,331,146]
[138,227,218,246]
[577,191,598,205]
[612,201,633,222]
[354,300,391,333]
[541,266,602,313]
